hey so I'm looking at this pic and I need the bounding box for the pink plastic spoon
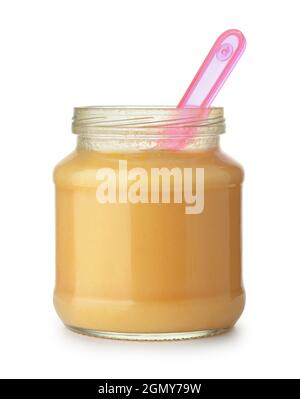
[178,29,246,108]
[160,29,246,149]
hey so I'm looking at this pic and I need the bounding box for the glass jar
[53,107,245,340]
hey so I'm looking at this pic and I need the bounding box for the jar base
[65,325,230,341]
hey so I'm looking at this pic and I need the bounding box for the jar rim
[74,105,223,110]
[72,106,225,135]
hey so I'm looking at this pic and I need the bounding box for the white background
[0,0,299,379]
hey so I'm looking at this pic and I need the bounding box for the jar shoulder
[53,150,113,187]
[214,148,244,177]
[198,148,244,187]
[53,148,244,188]
[53,150,78,183]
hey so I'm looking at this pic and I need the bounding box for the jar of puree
[53,107,245,340]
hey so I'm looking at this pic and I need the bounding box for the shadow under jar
[53,107,245,341]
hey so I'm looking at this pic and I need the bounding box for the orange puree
[53,147,244,336]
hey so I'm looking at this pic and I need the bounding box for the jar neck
[72,107,224,152]
[76,133,220,152]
